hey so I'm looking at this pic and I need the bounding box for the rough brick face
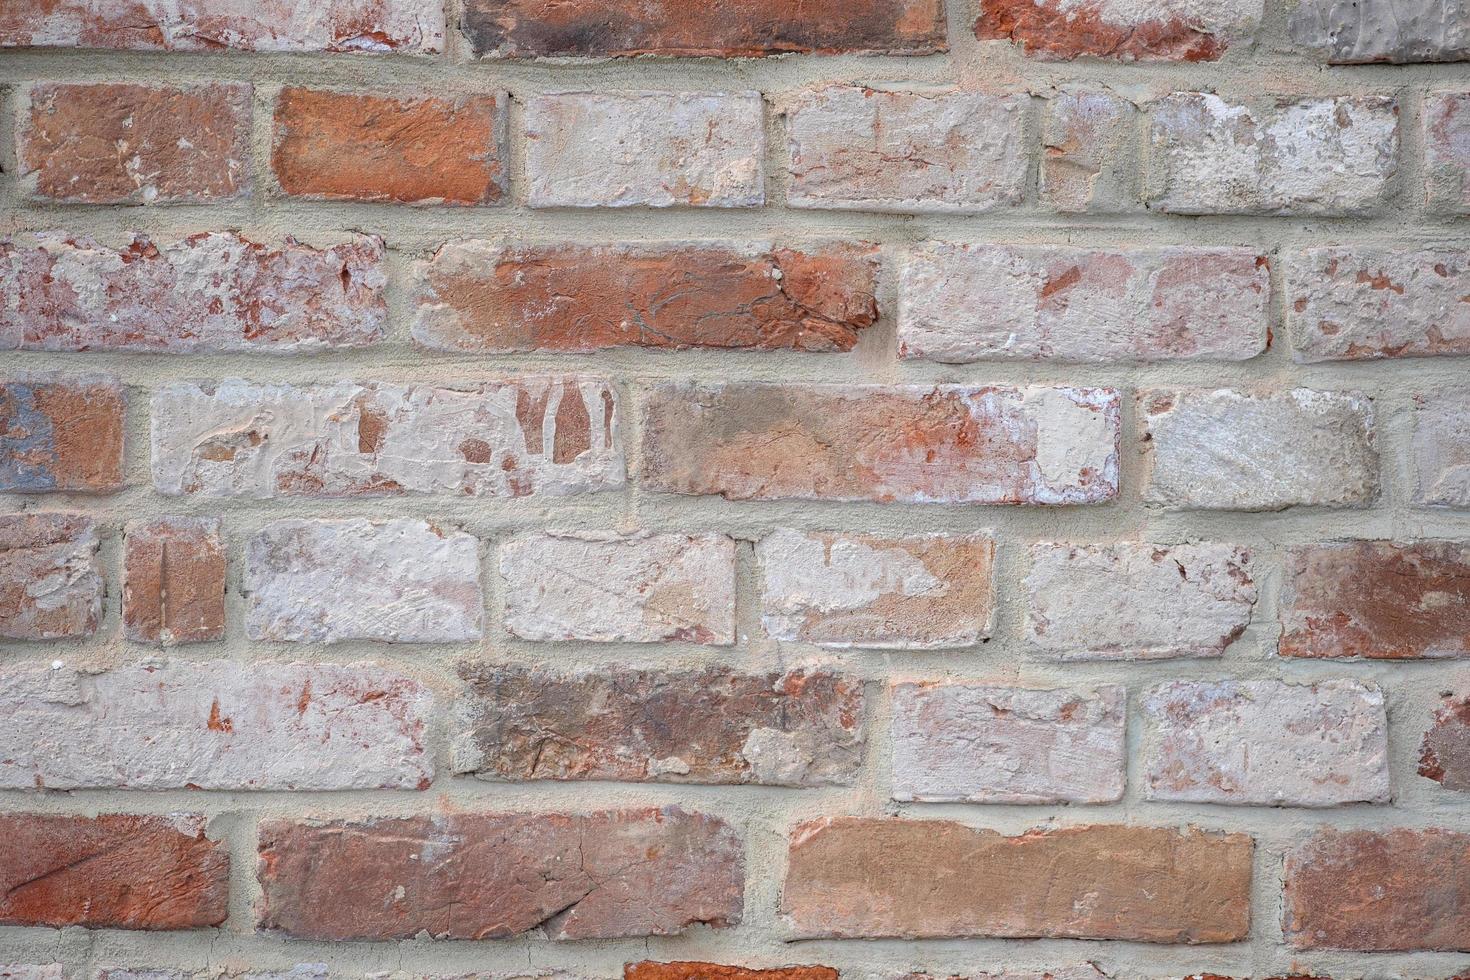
[1141,389,1378,510]
[257,808,743,940]
[757,530,995,648]
[627,966,836,980]
[1025,542,1257,660]
[525,93,764,208]
[123,517,226,644]
[1284,829,1470,950]
[978,0,1262,60]
[899,244,1268,363]
[891,682,1125,803]
[19,82,250,204]
[0,661,432,790]
[1,374,125,493]
[1142,679,1390,806]
[783,87,1025,213]
[1,232,386,354]
[1290,0,1468,63]
[783,819,1252,942]
[0,514,102,640]
[411,242,878,353]
[1280,540,1470,660]
[272,89,507,205]
[1420,694,1470,791]
[453,666,863,786]
[1427,92,1470,212]
[642,383,1120,504]
[1147,94,1400,215]
[1414,389,1470,508]
[0,814,228,930]
[151,378,622,498]
[499,532,736,644]
[1040,90,1138,212]
[1286,248,1469,362]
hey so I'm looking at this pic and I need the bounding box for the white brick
[1414,389,1470,508]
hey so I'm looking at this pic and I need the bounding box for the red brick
[272,89,506,205]
[1280,540,1470,660]
[627,966,836,980]
[462,0,946,57]
[641,383,1120,504]
[0,513,102,641]
[257,808,743,940]
[412,242,878,353]
[1420,694,1470,792]
[1,374,125,493]
[19,82,249,204]
[1284,828,1470,950]
[977,0,1262,60]
[123,518,226,644]
[783,819,1252,941]
[0,814,228,930]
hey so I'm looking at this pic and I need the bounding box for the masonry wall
[1,1,1469,979]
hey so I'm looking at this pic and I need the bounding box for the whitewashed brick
[1040,90,1138,212]
[1414,389,1470,508]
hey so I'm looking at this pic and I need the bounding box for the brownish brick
[1421,694,1470,792]
[1,374,125,493]
[123,518,227,644]
[0,513,102,641]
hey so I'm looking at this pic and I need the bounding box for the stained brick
[626,966,836,980]
[122,518,226,644]
[1290,0,1468,63]
[1415,389,1470,508]
[1,374,125,493]
[1420,694,1470,792]
[1427,92,1470,212]
[1040,90,1139,212]
[0,514,102,641]
[977,0,1263,60]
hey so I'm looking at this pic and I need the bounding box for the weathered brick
[1421,694,1470,791]
[1,232,386,354]
[19,82,250,204]
[783,819,1252,942]
[0,661,432,790]
[1040,90,1139,212]
[627,965,836,980]
[977,0,1263,60]
[1141,389,1378,511]
[894,971,1105,980]
[1142,680,1389,806]
[245,518,483,643]
[899,244,1268,363]
[891,682,1125,803]
[1147,94,1399,215]
[1,374,125,493]
[411,242,878,353]
[257,808,743,940]
[272,89,507,205]
[1025,542,1257,660]
[783,87,1025,213]
[1284,828,1470,950]
[500,532,735,644]
[1427,92,1470,212]
[123,517,226,644]
[1286,248,1469,362]
[0,0,444,52]
[757,530,995,648]
[1290,0,1468,63]
[0,514,102,640]
[0,814,228,930]
[462,0,946,57]
[1415,389,1470,508]
[150,378,622,498]
[526,92,764,208]
[453,665,863,786]
[0,968,61,980]
[1281,540,1470,660]
[642,384,1120,504]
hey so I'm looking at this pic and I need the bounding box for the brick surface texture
[0,2,1465,978]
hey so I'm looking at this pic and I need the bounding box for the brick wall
[1,1,1468,978]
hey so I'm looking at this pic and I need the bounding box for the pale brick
[1290,0,1468,63]
[1141,389,1378,511]
[1025,542,1257,660]
[1415,389,1470,508]
[0,661,433,790]
[1142,679,1390,806]
[756,530,994,649]
[454,665,863,786]
[0,968,61,980]
[150,378,623,498]
[1,373,126,493]
[978,0,1263,60]
[1040,90,1139,212]
[1147,94,1399,215]
[0,0,445,52]
[783,87,1025,213]
[123,517,226,644]
[642,383,1120,504]
[899,244,1268,363]
[245,518,483,643]
[1420,694,1470,791]
[499,532,736,644]
[1427,92,1470,212]
[1,232,386,353]
[526,92,764,208]
[1286,248,1469,362]
[891,682,1125,803]
[0,513,102,641]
